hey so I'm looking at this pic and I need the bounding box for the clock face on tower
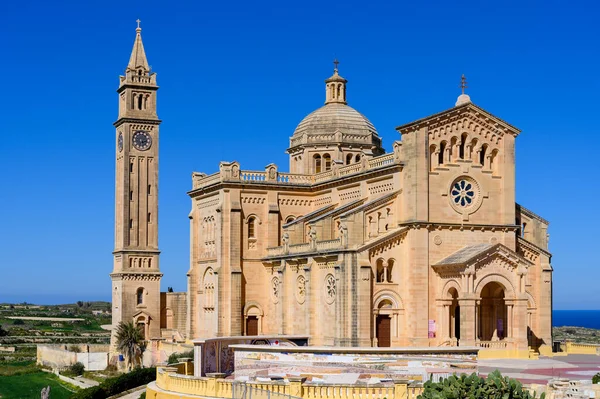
[118,132,123,152]
[132,131,152,151]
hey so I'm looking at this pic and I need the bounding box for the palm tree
[115,321,144,370]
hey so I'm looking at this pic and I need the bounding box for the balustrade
[154,368,423,399]
[192,151,398,190]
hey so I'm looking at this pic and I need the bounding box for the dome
[293,102,378,138]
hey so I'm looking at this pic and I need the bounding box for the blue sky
[0,0,598,309]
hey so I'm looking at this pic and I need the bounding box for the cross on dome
[455,73,472,107]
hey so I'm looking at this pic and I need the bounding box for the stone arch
[475,273,516,299]
[373,290,404,347]
[442,279,462,298]
[373,290,404,310]
[243,301,264,336]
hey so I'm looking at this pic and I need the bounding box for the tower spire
[127,20,149,72]
[325,59,347,105]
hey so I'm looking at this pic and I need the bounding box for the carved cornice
[517,236,551,259]
[396,103,520,137]
[110,272,163,281]
[516,203,549,225]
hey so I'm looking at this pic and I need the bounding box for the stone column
[459,296,477,346]
[513,297,529,352]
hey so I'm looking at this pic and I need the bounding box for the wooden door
[376,315,391,347]
[246,316,259,336]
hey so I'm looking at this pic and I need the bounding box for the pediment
[396,102,521,138]
[132,310,152,321]
[433,243,532,276]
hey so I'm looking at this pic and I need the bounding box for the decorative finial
[455,74,472,106]
[460,74,468,94]
[333,59,339,72]
[136,19,141,32]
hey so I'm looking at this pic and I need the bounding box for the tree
[0,325,8,337]
[77,301,84,308]
[114,321,145,371]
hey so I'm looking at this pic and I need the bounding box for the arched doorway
[376,315,391,347]
[243,302,264,336]
[448,288,460,341]
[479,282,506,341]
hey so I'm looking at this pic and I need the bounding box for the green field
[0,371,74,399]
[0,361,76,399]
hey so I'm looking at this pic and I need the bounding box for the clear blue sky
[0,0,598,309]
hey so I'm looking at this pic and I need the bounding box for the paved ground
[479,354,600,384]
[116,386,147,399]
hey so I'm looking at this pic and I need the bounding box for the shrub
[69,345,82,353]
[70,362,85,376]
[13,319,24,325]
[418,371,544,399]
[593,372,600,384]
[139,392,146,399]
[70,367,156,399]
[167,349,194,365]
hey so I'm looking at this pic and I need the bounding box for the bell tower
[111,21,162,346]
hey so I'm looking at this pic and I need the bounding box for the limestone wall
[37,344,109,371]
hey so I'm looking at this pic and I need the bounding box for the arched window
[314,154,322,173]
[323,154,332,171]
[346,154,353,165]
[480,144,488,166]
[337,84,341,99]
[137,94,143,110]
[136,288,144,305]
[387,259,394,283]
[490,149,499,173]
[355,154,360,162]
[439,142,446,165]
[248,217,256,239]
[459,134,467,159]
[285,216,296,224]
[521,222,527,238]
[450,136,458,161]
[429,144,437,171]
[376,259,385,283]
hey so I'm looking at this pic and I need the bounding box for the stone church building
[111,25,553,358]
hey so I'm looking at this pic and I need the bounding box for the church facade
[113,26,553,358]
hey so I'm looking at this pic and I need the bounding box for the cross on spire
[333,59,339,72]
[460,74,468,94]
[136,19,141,31]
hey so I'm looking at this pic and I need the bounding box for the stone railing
[368,153,395,169]
[151,368,424,399]
[338,163,362,176]
[277,173,313,185]
[316,238,342,251]
[288,243,311,254]
[266,238,343,258]
[562,341,600,355]
[191,151,400,191]
[477,340,508,349]
[241,171,267,182]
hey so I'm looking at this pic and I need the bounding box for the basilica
[111,25,553,358]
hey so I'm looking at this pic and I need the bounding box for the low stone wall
[561,341,600,355]
[37,344,109,371]
[231,345,478,383]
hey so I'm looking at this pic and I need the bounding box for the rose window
[451,179,476,207]
[325,274,336,304]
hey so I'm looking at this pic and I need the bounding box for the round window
[450,178,476,207]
